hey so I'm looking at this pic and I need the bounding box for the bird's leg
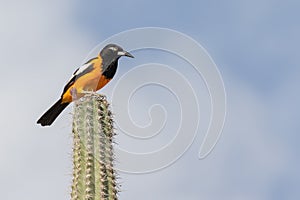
[70,87,78,100]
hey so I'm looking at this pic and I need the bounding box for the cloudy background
[1,0,299,199]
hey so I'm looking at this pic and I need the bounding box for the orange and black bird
[37,44,134,126]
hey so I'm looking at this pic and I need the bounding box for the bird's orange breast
[61,58,111,103]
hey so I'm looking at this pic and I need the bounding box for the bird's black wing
[62,59,96,94]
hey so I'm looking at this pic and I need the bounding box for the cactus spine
[71,93,117,200]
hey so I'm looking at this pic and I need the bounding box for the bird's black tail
[37,99,69,126]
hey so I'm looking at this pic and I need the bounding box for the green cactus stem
[71,93,117,200]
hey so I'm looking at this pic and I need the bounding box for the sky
[0,0,299,200]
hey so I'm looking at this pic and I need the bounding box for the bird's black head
[100,44,134,62]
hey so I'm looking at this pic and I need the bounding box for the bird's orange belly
[61,74,111,103]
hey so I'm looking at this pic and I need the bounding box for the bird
[37,44,134,126]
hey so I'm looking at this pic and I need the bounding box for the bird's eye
[108,47,118,51]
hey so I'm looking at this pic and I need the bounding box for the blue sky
[0,0,299,199]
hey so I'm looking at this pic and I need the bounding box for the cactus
[71,93,117,200]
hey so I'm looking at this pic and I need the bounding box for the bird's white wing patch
[73,63,91,76]
[64,63,91,84]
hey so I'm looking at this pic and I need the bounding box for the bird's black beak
[124,51,134,58]
[118,50,134,58]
